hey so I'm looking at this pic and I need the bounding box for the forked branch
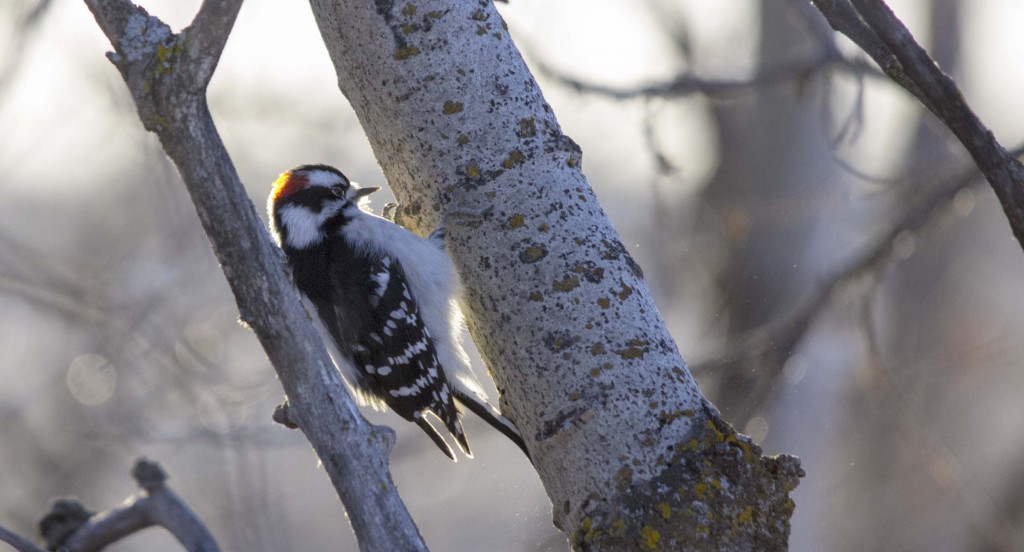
[81,1,427,550]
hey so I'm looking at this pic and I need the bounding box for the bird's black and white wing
[343,255,471,459]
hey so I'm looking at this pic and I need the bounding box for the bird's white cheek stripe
[278,204,333,249]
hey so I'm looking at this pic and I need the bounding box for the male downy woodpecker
[268,164,527,460]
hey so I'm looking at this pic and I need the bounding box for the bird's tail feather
[454,389,530,460]
[415,417,456,461]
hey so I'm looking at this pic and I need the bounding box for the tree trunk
[308,0,802,548]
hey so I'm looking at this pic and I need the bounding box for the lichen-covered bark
[308,0,801,547]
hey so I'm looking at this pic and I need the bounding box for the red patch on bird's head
[269,171,309,205]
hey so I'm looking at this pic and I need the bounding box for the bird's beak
[352,185,381,200]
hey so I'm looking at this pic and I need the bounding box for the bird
[267,163,527,460]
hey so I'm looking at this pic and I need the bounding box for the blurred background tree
[1,0,1022,550]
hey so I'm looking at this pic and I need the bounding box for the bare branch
[0,524,46,552]
[39,459,220,552]
[532,50,882,100]
[182,0,244,89]
[808,0,928,98]
[82,1,428,550]
[812,0,1024,252]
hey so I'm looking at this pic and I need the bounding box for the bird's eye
[330,185,346,198]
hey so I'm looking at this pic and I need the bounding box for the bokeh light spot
[67,353,116,406]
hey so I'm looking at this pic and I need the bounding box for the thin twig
[813,0,1024,252]
[533,50,883,100]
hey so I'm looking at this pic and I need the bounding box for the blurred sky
[3,0,1024,550]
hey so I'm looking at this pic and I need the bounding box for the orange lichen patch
[270,171,308,204]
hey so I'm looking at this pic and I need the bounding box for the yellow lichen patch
[456,134,469,145]
[401,3,417,16]
[597,297,611,309]
[627,338,648,347]
[153,40,183,76]
[656,502,672,521]
[682,409,695,417]
[731,438,757,460]
[156,43,172,63]
[614,466,633,492]
[616,284,634,300]
[143,114,168,130]
[590,342,606,355]
[393,46,421,60]
[705,420,725,443]
[426,10,443,19]
[528,291,543,302]
[508,213,525,228]
[579,517,600,544]
[471,8,487,20]
[502,149,525,169]
[639,526,660,550]
[694,482,708,500]
[476,25,487,36]
[590,366,602,376]
[443,101,464,114]
[401,24,417,34]
[522,246,547,262]
[538,223,550,232]
[736,506,754,526]
[465,164,480,178]
[552,275,580,292]
[517,117,537,138]
[658,410,682,425]
[609,519,627,538]
[615,346,646,360]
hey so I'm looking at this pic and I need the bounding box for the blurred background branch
[37,458,220,552]
[0,0,52,111]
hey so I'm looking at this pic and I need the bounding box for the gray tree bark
[308,0,802,549]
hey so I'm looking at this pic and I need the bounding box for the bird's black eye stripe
[331,185,346,198]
